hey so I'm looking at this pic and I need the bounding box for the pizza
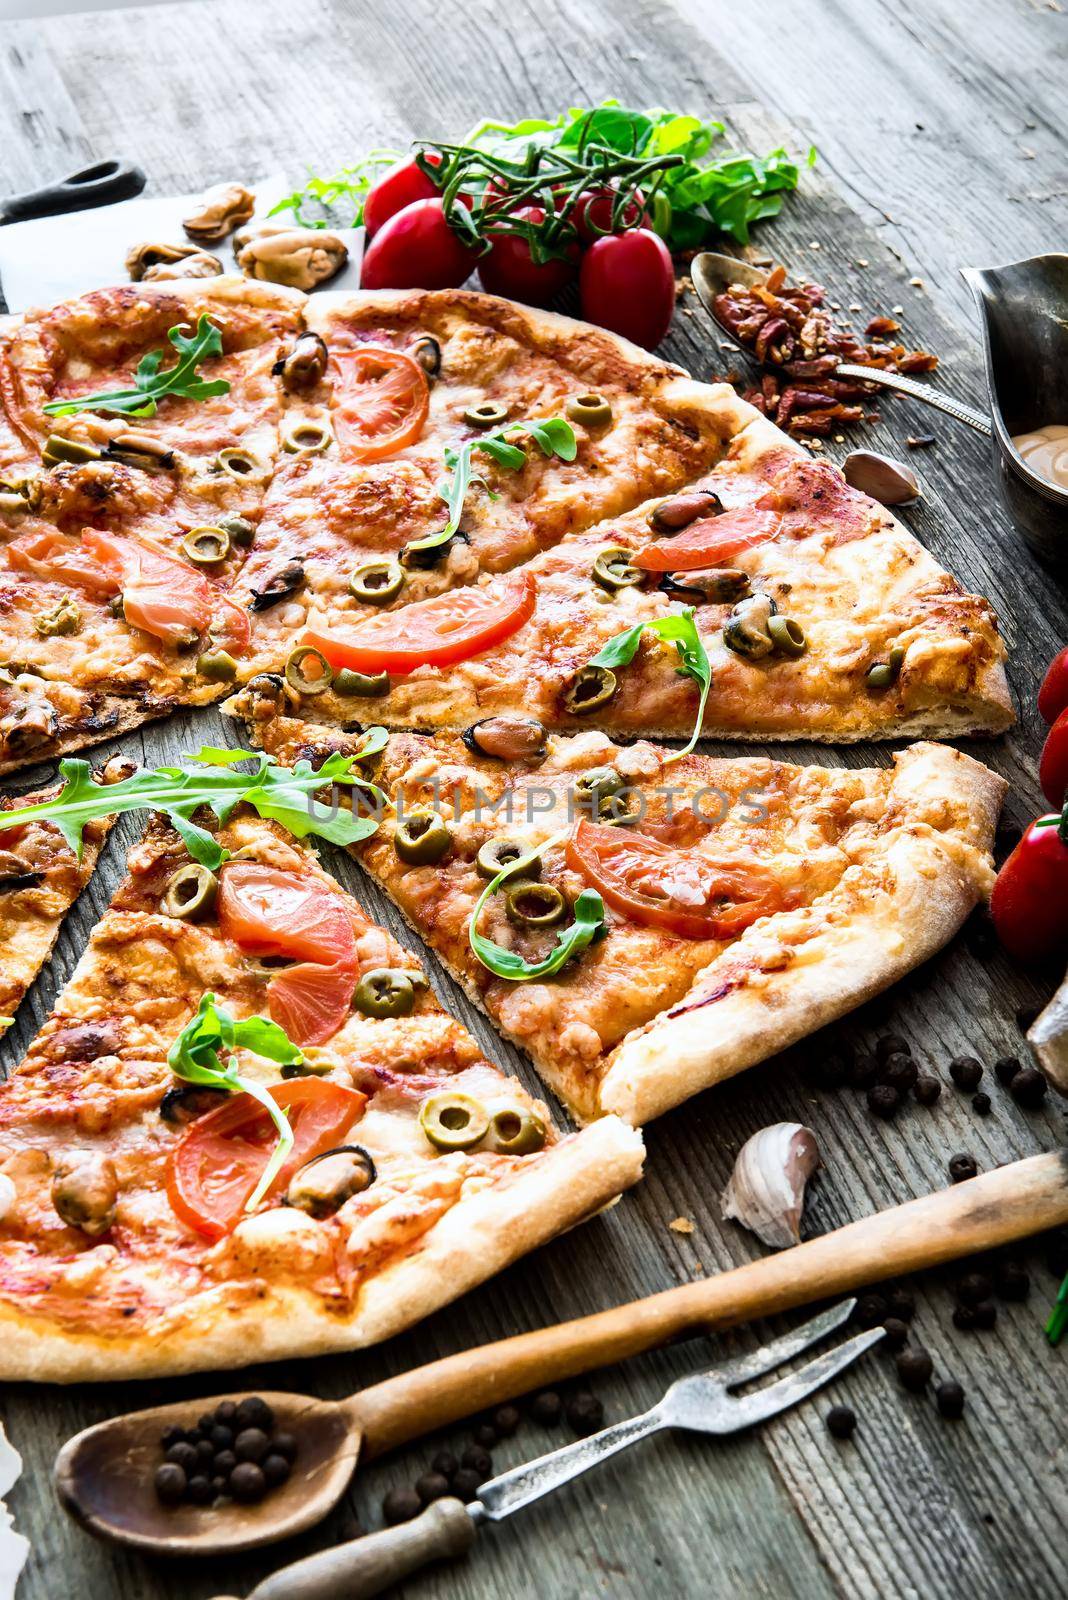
[236,715,1006,1123]
[0,281,1009,775]
[0,810,642,1381]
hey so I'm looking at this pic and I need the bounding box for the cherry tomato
[5,527,118,599]
[363,154,442,239]
[579,229,676,351]
[304,570,536,676]
[167,1078,367,1241]
[1039,646,1068,724]
[218,863,358,1045]
[991,819,1068,963]
[569,182,647,244]
[81,529,213,645]
[635,506,782,572]
[360,198,478,292]
[331,346,430,461]
[565,819,786,940]
[1040,707,1068,808]
[477,206,578,307]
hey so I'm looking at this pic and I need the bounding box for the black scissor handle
[1,159,147,224]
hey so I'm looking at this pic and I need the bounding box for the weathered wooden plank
[0,1,1065,1597]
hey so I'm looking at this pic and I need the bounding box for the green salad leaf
[590,609,712,759]
[0,745,386,869]
[43,315,231,419]
[469,832,605,981]
[168,994,302,1210]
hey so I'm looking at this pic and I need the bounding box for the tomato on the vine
[360,198,478,291]
[1039,646,1068,724]
[363,154,442,239]
[991,820,1068,964]
[579,228,676,350]
[569,182,648,243]
[477,205,579,307]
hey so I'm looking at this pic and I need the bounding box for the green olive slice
[866,644,905,689]
[163,863,217,921]
[181,525,230,565]
[352,967,416,1019]
[592,547,642,592]
[281,417,333,455]
[476,839,539,880]
[573,765,624,808]
[334,667,391,697]
[394,809,452,865]
[197,649,238,682]
[214,447,263,481]
[563,663,617,715]
[42,435,102,467]
[349,559,404,606]
[767,615,807,657]
[505,880,566,927]
[464,401,510,429]
[486,1106,547,1155]
[419,1091,490,1152]
[565,392,613,428]
[285,645,334,695]
[216,513,256,548]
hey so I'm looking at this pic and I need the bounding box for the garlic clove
[842,449,922,506]
[721,1122,821,1249]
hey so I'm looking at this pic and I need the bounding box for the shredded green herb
[43,315,231,419]
[269,150,404,229]
[589,610,712,759]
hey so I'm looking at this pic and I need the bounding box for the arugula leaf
[268,149,405,229]
[590,609,712,760]
[0,746,385,868]
[1047,1274,1068,1346]
[168,994,301,1210]
[469,834,605,981]
[409,418,576,554]
[43,315,231,419]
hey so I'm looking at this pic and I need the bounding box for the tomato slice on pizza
[331,346,430,460]
[634,506,781,572]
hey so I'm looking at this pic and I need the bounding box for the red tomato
[167,1078,367,1241]
[331,347,430,461]
[360,198,478,291]
[991,820,1068,963]
[210,594,252,657]
[566,819,786,940]
[81,529,213,645]
[477,206,578,307]
[217,863,359,1045]
[579,229,676,350]
[304,570,536,676]
[569,182,647,243]
[1039,646,1068,724]
[5,527,118,598]
[363,154,442,239]
[635,507,782,572]
[1040,708,1068,808]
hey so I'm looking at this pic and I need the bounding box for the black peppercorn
[494,1405,521,1437]
[383,1485,422,1525]
[972,1300,998,1330]
[957,1271,994,1306]
[881,1317,909,1352]
[896,1346,933,1391]
[415,1471,450,1506]
[450,1467,484,1501]
[952,1304,977,1331]
[1010,1067,1048,1109]
[530,1390,563,1425]
[854,1292,890,1329]
[1015,1003,1040,1032]
[234,1427,270,1463]
[234,1396,275,1433]
[209,1424,234,1452]
[431,1450,458,1479]
[935,1380,965,1419]
[994,1260,1030,1302]
[949,1056,983,1091]
[885,1288,916,1322]
[262,1454,291,1488]
[160,1425,186,1452]
[461,1444,493,1478]
[1046,1228,1068,1278]
[213,1450,236,1477]
[213,1400,237,1426]
[882,1053,919,1092]
[949,1153,978,1183]
[164,1440,198,1474]
[210,1475,227,1496]
[913,1074,942,1106]
[230,1462,267,1504]
[849,1053,881,1089]
[876,1034,910,1063]
[826,1404,856,1439]
[194,1439,215,1467]
[197,1412,215,1435]
[867,1084,900,1119]
[566,1392,605,1436]
[187,1475,212,1505]
[272,1431,298,1462]
[972,1091,992,1116]
[994,1055,1020,1087]
[154,1463,187,1505]
[472,1423,496,1450]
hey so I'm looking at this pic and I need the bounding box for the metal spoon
[52,1151,1068,1561]
[691,251,991,436]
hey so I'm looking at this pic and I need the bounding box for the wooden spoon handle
[349,1150,1068,1458]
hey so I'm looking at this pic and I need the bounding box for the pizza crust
[0,1114,643,1382]
[600,743,1005,1124]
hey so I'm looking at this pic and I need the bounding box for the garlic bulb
[721,1122,820,1249]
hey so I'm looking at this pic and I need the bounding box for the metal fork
[239,1301,884,1600]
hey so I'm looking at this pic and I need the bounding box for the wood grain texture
[0,1,1066,1597]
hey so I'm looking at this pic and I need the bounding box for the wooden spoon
[54,1150,1068,1561]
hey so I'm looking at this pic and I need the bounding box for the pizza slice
[237,715,1005,1123]
[0,810,642,1381]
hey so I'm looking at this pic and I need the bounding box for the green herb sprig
[1046,1274,1068,1346]
[168,994,302,1211]
[269,150,403,229]
[43,315,231,419]
[0,745,387,869]
[408,417,576,556]
[469,829,605,981]
[589,609,712,760]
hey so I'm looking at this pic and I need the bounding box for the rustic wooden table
[0,0,1066,1595]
